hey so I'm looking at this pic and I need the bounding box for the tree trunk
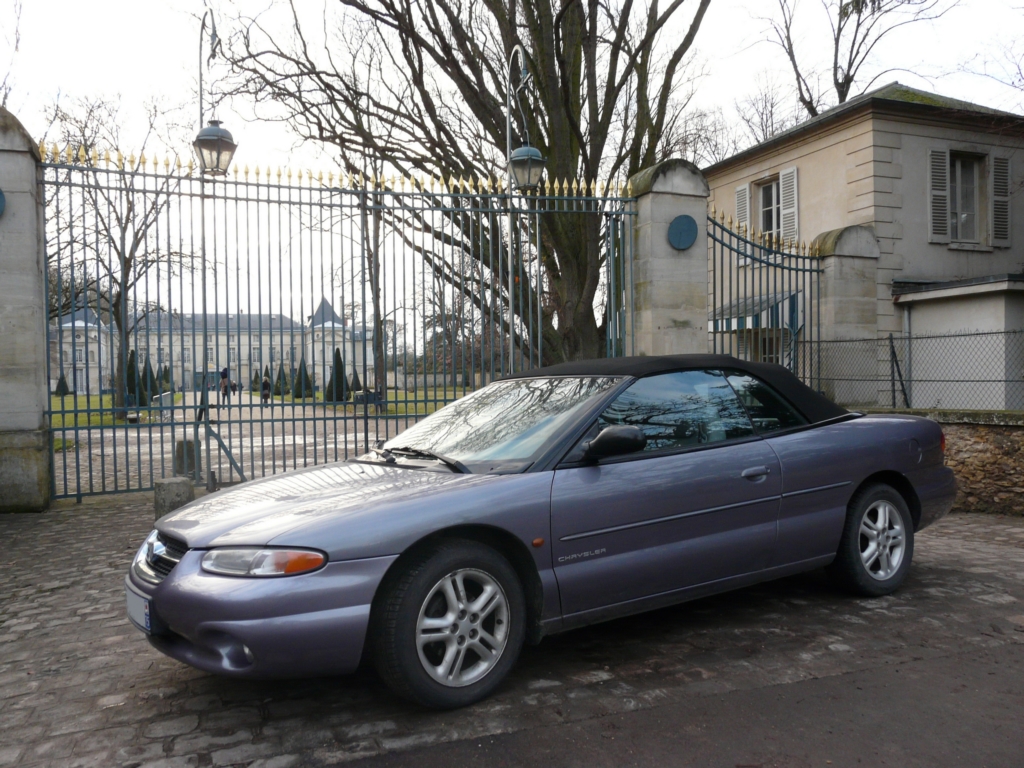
[112,290,128,414]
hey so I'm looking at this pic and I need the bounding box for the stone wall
[943,423,1024,516]
[0,107,50,511]
[868,409,1024,516]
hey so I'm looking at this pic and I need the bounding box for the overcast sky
[2,0,1021,174]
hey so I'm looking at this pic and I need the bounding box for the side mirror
[583,425,647,461]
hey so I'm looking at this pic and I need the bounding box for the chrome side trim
[781,481,852,498]
[559,494,782,542]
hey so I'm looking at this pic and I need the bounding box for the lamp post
[505,45,546,193]
[505,45,546,374]
[194,9,238,490]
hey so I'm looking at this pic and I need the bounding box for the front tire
[372,540,526,709]
[828,483,914,597]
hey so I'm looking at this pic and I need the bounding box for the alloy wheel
[859,500,906,581]
[415,568,510,687]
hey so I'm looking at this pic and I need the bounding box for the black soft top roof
[503,354,847,424]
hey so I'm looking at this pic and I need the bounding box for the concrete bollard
[154,477,195,520]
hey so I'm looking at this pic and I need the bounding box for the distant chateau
[49,298,372,394]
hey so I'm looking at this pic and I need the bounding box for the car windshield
[380,376,622,469]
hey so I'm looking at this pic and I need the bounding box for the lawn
[49,392,183,427]
[49,394,117,428]
[266,387,470,416]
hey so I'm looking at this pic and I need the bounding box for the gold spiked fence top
[37,140,635,198]
[709,202,821,258]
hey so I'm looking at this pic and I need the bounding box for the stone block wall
[942,422,1024,516]
[1,107,50,511]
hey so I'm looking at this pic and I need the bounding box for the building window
[252,348,261,363]
[158,348,165,364]
[75,348,83,362]
[89,350,95,363]
[229,334,235,342]
[183,349,191,364]
[759,179,781,239]
[949,154,979,242]
[229,348,237,363]
[207,347,214,363]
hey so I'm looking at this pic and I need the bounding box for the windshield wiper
[368,447,398,464]
[387,446,470,474]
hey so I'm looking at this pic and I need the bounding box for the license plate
[125,588,151,633]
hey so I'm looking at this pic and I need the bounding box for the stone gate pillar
[0,108,50,511]
[811,225,880,407]
[627,159,710,356]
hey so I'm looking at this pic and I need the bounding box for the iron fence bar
[41,160,637,498]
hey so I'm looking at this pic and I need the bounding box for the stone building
[703,83,1024,408]
[48,297,372,395]
[47,309,113,394]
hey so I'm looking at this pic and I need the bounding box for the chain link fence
[814,330,1024,411]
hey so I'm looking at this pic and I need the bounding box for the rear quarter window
[725,372,808,433]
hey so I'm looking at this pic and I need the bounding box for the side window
[597,370,754,453]
[725,372,807,433]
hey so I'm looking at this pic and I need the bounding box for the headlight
[201,548,326,577]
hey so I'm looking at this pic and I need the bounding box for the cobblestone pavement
[1,498,1023,767]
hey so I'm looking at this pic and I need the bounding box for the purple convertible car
[126,355,955,708]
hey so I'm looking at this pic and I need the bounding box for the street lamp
[194,11,237,176]
[503,45,546,375]
[193,120,236,176]
[508,142,545,191]
[194,8,239,489]
[505,45,546,192]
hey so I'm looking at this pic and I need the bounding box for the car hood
[156,461,501,550]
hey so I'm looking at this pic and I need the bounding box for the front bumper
[126,551,398,678]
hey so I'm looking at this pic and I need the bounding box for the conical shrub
[273,365,289,397]
[292,355,314,399]
[324,348,350,402]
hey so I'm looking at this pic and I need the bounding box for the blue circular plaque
[667,214,697,251]
[0,188,6,220]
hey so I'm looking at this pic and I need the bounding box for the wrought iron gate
[42,150,634,499]
[707,213,822,387]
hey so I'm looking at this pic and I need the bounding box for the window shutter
[735,184,750,230]
[992,156,1011,248]
[735,184,751,257]
[780,166,799,242]
[928,149,950,244]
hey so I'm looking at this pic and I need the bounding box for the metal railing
[707,214,822,389]
[43,150,635,499]
[815,330,1024,411]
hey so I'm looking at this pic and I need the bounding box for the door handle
[741,465,770,480]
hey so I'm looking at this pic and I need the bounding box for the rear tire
[828,483,914,597]
[371,540,526,709]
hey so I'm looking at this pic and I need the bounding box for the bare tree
[43,96,194,411]
[961,24,1024,111]
[0,0,22,109]
[767,0,958,118]
[735,71,800,145]
[221,0,713,363]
